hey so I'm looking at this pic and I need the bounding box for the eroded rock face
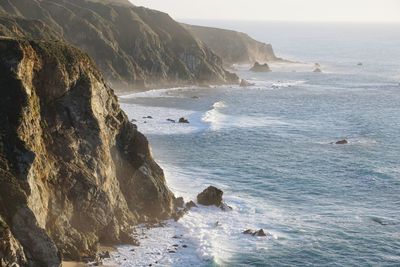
[0,216,28,267]
[0,38,175,265]
[0,0,238,89]
[183,24,282,66]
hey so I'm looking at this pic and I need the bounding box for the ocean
[106,21,400,266]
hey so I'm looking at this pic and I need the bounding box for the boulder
[197,186,223,206]
[254,229,267,236]
[174,197,185,209]
[243,229,267,237]
[99,251,111,259]
[220,202,233,211]
[243,229,253,235]
[335,139,348,145]
[239,79,255,87]
[179,117,190,123]
[250,62,271,72]
[185,201,198,209]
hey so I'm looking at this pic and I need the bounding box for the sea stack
[313,63,322,73]
[250,62,271,72]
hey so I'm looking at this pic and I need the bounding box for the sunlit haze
[132,0,400,22]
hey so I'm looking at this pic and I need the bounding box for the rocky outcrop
[183,24,282,66]
[197,186,223,206]
[313,63,322,73]
[0,0,238,90]
[178,117,190,124]
[0,216,28,267]
[240,79,255,87]
[243,229,267,237]
[0,37,176,265]
[250,62,271,72]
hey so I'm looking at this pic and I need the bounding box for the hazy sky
[132,0,400,22]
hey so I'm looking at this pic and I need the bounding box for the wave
[120,103,204,135]
[271,80,307,88]
[202,101,290,131]
[119,86,197,99]
[103,162,281,267]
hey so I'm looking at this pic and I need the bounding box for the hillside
[0,0,238,90]
[184,24,282,66]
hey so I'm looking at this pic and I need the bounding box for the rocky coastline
[0,37,179,266]
[0,0,238,90]
[0,1,284,266]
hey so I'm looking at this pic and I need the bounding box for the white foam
[202,101,290,131]
[271,80,307,88]
[119,86,197,99]
[104,162,282,267]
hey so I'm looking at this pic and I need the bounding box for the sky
[132,0,400,23]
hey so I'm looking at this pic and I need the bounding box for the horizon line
[177,18,400,24]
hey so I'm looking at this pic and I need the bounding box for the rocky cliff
[0,0,238,90]
[0,37,176,266]
[184,24,282,66]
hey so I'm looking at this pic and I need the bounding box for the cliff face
[184,24,281,66]
[0,0,238,90]
[0,37,175,266]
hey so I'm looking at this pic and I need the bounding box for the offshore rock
[197,186,223,207]
[240,79,255,87]
[0,38,175,265]
[243,229,268,237]
[250,62,271,72]
[178,117,190,124]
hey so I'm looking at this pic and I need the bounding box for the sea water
[106,22,400,266]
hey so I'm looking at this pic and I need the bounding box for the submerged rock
[197,186,224,206]
[250,62,271,72]
[167,119,176,123]
[243,229,267,237]
[179,117,190,123]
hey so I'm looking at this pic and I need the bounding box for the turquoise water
[115,22,400,266]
